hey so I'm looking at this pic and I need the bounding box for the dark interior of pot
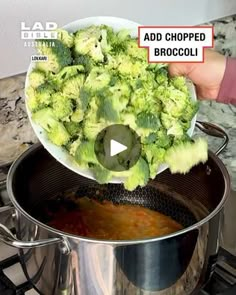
[9,144,228,236]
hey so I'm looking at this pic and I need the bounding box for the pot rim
[6,143,231,245]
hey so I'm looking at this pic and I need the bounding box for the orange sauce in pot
[48,197,183,240]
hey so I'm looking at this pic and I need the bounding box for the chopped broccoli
[26,82,55,112]
[28,69,45,88]
[75,140,97,167]
[109,28,131,53]
[73,54,94,73]
[97,95,120,122]
[181,100,199,122]
[124,158,150,191]
[170,76,189,95]
[165,138,208,174]
[120,113,137,130]
[68,137,81,156]
[117,54,145,77]
[126,38,147,61]
[161,112,178,130]
[130,87,160,114]
[136,111,160,130]
[32,108,70,146]
[155,67,169,86]
[51,65,85,84]
[84,67,110,91]
[51,93,73,121]
[36,39,72,73]
[167,122,184,137]
[91,164,112,184]
[155,129,172,148]
[27,24,203,190]
[62,75,84,98]
[26,87,39,112]
[71,107,84,123]
[74,26,105,62]
[56,29,74,48]
[96,82,130,123]
[143,145,166,178]
[64,121,81,137]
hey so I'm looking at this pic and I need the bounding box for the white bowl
[25,16,197,184]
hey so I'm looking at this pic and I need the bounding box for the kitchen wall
[1,0,236,78]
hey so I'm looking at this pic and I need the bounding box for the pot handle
[196,121,229,156]
[0,206,69,253]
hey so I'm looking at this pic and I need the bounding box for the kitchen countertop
[0,15,236,190]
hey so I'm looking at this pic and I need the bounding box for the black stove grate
[199,248,236,295]
[0,253,33,295]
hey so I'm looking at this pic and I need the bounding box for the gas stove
[0,169,236,295]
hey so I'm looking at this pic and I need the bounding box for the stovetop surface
[1,172,236,295]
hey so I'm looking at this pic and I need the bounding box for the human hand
[168,49,227,100]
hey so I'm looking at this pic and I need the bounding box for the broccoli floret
[75,141,98,167]
[83,121,107,140]
[136,111,160,130]
[26,87,39,112]
[109,80,131,100]
[170,76,189,95]
[36,39,72,74]
[51,93,73,121]
[73,54,93,72]
[68,137,81,156]
[84,67,110,91]
[130,88,160,114]
[161,112,178,129]
[62,75,84,98]
[126,38,147,61]
[51,65,85,84]
[91,164,112,184]
[156,129,172,148]
[32,108,70,146]
[82,97,107,139]
[143,145,166,179]
[36,82,55,105]
[165,138,208,174]
[56,29,74,48]
[155,67,169,86]
[142,133,157,144]
[97,95,120,122]
[159,86,188,118]
[117,54,145,77]
[167,122,184,137]
[26,82,55,112]
[173,133,192,146]
[97,82,130,122]
[109,28,131,53]
[74,26,105,62]
[181,100,199,122]
[147,63,167,72]
[28,69,45,88]
[124,158,150,191]
[120,113,137,130]
[71,107,84,123]
[64,121,81,137]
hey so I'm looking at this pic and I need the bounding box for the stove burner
[0,253,33,295]
[199,248,236,295]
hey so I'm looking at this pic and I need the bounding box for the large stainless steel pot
[0,121,231,295]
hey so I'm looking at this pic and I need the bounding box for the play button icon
[94,124,141,172]
[110,139,127,157]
